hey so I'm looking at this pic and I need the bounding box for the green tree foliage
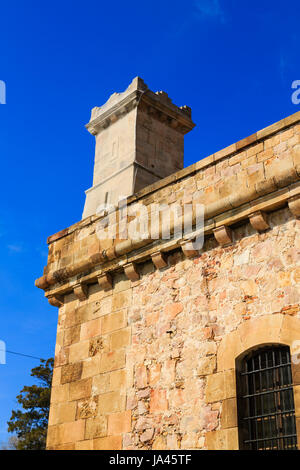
[0,436,19,450]
[7,358,53,450]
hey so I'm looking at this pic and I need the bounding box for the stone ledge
[40,179,300,291]
[39,187,300,301]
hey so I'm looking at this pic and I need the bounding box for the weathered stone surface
[99,350,126,373]
[151,252,168,269]
[292,362,300,385]
[124,262,140,281]
[206,428,238,450]
[85,416,107,439]
[61,362,83,384]
[93,435,122,450]
[289,195,300,217]
[60,420,86,445]
[47,294,64,307]
[75,440,93,450]
[50,384,69,404]
[48,402,77,426]
[80,318,101,341]
[110,327,131,350]
[68,340,89,363]
[107,410,131,435]
[112,291,132,312]
[64,325,80,347]
[77,396,99,419]
[98,273,113,290]
[91,337,110,359]
[221,398,238,429]
[101,309,127,334]
[110,369,127,392]
[58,402,77,424]
[69,378,92,401]
[149,389,168,413]
[39,103,300,450]
[213,225,233,246]
[73,283,88,301]
[81,356,100,379]
[249,210,270,232]
[98,391,126,414]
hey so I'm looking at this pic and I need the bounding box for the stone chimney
[82,77,195,219]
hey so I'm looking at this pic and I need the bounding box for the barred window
[236,345,298,450]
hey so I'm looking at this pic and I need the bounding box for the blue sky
[0,0,299,443]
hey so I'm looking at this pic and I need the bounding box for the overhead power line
[0,349,45,361]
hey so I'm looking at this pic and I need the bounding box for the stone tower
[82,77,195,218]
[36,78,300,450]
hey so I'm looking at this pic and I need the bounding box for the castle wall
[38,112,300,450]
[46,208,300,450]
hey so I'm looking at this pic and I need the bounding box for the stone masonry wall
[41,112,300,450]
[46,207,300,450]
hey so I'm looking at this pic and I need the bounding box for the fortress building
[36,78,300,450]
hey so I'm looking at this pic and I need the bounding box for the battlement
[82,77,195,219]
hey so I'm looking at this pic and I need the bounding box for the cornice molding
[86,89,141,135]
[85,83,195,136]
[38,185,300,304]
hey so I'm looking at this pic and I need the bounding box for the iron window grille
[236,345,297,450]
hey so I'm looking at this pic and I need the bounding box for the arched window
[236,345,297,450]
